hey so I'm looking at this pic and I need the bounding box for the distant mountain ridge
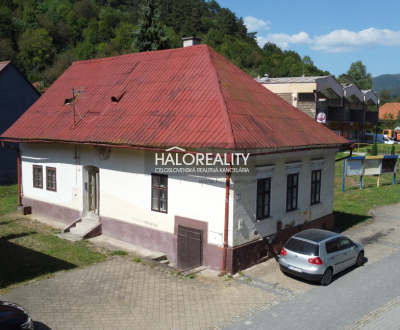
[373,73,400,98]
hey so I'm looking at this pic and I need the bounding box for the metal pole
[221,155,232,275]
[72,89,75,126]
[360,175,363,190]
[342,159,346,192]
[17,149,21,205]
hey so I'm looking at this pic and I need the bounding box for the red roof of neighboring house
[1,45,349,150]
[379,103,400,120]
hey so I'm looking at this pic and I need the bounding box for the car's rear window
[285,238,319,256]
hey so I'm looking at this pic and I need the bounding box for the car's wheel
[356,251,364,267]
[320,268,333,286]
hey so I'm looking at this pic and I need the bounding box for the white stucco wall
[20,143,230,246]
[231,149,336,246]
[20,143,335,249]
[263,83,317,95]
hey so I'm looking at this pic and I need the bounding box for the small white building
[1,42,351,273]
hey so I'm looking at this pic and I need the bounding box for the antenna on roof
[72,88,86,126]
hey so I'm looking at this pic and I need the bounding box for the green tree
[112,22,135,53]
[347,60,372,90]
[0,39,15,61]
[370,143,378,156]
[74,0,99,21]
[390,144,395,155]
[132,0,169,52]
[379,90,392,106]
[0,5,14,40]
[18,28,55,72]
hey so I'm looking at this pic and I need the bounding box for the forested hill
[0,0,329,86]
[373,73,400,99]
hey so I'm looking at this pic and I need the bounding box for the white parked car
[383,135,397,144]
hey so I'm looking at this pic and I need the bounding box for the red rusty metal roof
[1,45,349,149]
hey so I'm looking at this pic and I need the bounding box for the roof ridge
[71,45,209,66]
[205,46,236,149]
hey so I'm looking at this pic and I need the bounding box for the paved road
[226,251,400,330]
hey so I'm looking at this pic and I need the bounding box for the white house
[1,40,351,273]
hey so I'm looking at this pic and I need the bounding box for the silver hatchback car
[279,229,364,286]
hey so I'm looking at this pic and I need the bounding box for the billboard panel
[346,159,364,176]
[364,159,381,175]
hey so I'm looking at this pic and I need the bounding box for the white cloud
[256,32,311,49]
[244,16,271,32]
[312,28,400,53]
[257,27,400,53]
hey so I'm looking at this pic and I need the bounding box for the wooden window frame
[310,170,321,205]
[286,173,298,212]
[46,167,57,192]
[33,165,43,189]
[151,173,168,213]
[256,178,271,220]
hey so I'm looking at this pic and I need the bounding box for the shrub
[370,143,378,156]
[390,144,395,155]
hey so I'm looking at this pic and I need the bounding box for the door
[339,237,357,269]
[88,169,99,214]
[325,238,346,273]
[177,226,202,270]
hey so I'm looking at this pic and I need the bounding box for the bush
[390,144,395,155]
[370,143,378,156]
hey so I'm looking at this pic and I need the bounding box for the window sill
[151,209,168,214]
[309,202,323,207]
[285,209,299,214]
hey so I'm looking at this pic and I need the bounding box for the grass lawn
[353,142,400,155]
[0,184,111,293]
[334,152,400,229]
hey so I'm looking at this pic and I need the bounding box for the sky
[216,0,400,77]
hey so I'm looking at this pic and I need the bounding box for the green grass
[0,185,112,293]
[333,153,400,229]
[0,184,18,216]
[111,250,128,256]
[354,143,400,155]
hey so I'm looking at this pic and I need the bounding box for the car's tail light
[280,248,287,256]
[308,257,323,265]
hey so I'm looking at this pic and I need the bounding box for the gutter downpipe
[335,144,355,162]
[1,141,22,205]
[220,154,232,276]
